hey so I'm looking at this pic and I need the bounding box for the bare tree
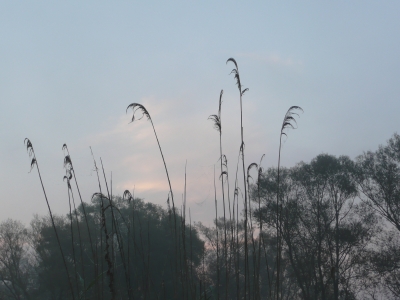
[0,219,32,300]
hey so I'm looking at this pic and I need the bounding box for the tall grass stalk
[126,103,177,231]
[189,208,194,299]
[232,150,241,299]
[183,161,191,299]
[208,90,229,299]
[213,165,220,300]
[126,103,180,289]
[69,183,86,292]
[24,138,76,300]
[100,160,131,299]
[256,155,265,298]
[63,161,86,294]
[227,57,250,300]
[247,162,259,299]
[64,176,79,292]
[90,147,115,299]
[63,145,99,297]
[276,106,303,300]
[222,154,235,295]
[123,190,135,298]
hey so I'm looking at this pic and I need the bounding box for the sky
[1,2,400,225]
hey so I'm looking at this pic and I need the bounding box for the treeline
[196,133,400,300]
[0,197,204,299]
[2,134,400,299]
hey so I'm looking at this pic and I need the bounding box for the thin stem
[25,142,75,300]
[214,165,220,300]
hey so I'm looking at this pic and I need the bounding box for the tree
[0,219,32,300]
[27,196,204,299]
[356,133,400,299]
[196,217,291,300]
[254,154,378,300]
[356,133,400,231]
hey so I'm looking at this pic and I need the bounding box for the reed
[126,103,180,293]
[208,90,230,298]
[90,147,115,299]
[100,159,131,299]
[256,155,266,298]
[126,103,177,234]
[227,57,250,299]
[213,165,220,300]
[276,106,303,300]
[247,162,259,299]
[63,145,98,296]
[63,160,86,295]
[64,175,79,291]
[123,190,135,298]
[222,154,235,296]
[24,138,76,299]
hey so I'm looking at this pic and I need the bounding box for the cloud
[70,91,283,225]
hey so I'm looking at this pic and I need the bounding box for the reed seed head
[91,192,107,202]
[258,154,265,178]
[24,138,34,157]
[123,190,133,203]
[234,187,243,199]
[63,176,72,189]
[247,163,258,182]
[218,90,223,116]
[219,170,228,181]
[281,106,304,137]
[208,90,224,133]
[126,103,151,123]
[227,58,242,91]
[64,155,73,170]
[29,158,36,173]
[208,114,221,133]
[240,141,245,154]
[222,154,228,168]
[24,138,36,172]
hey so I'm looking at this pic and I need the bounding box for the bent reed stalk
[126,103,177,230]
[126,103,181,296]
[276,106,303,300]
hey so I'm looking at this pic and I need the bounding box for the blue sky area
[1,2,400,224]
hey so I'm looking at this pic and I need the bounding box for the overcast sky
[1,2,400,225]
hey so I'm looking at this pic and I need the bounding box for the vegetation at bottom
[2,59,400,299]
